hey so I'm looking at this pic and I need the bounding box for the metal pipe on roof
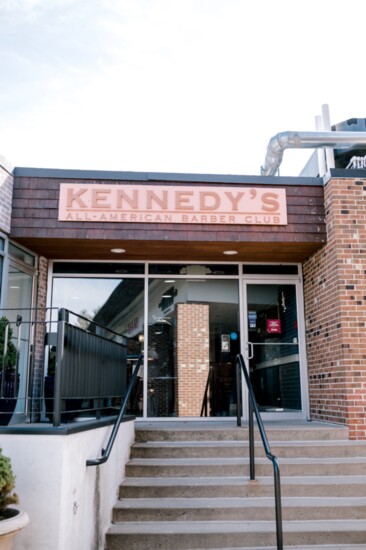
[321,104,335,170]
[260,131,366,176]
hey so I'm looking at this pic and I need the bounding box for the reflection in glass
[51,277,145,415]
[9,243,36,266]
[3,266,34,420]
[148,279,239,417]
[247,284,301,412]
[0,256,2,302]
[149,264,238,275]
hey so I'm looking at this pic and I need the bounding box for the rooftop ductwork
[260,130,366,176]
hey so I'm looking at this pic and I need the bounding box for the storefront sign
[221,334,230,352]
[58,183,287,225]
[248,311,257,329]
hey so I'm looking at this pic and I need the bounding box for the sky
[1,0,365,177]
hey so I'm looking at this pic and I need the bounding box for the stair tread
[133,439,366,448]
[121,474,366,486]
[108,518,366,534]
[110,424,366,548]
[190,547,366,550]
[115,496,366,509]
[128,456,366,465]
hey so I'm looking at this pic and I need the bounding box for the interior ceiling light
[223,250,238,255]
[110,248,126,254]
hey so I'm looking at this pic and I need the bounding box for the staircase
[105,420,366,549]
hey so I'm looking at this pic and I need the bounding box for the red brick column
[303,177,366,439]
[175,303,209,416]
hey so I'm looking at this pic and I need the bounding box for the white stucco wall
[1,419,135,550]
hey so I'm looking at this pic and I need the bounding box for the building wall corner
[303,177,366,439]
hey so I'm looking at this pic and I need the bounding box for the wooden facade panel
[12,237,323,263]
[11,221,326,241]
[10,175,326,262]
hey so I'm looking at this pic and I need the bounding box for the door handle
[247,341,254,360]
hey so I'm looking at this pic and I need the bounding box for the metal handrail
[200,365,214,417]
[86,354,144,467]
[235,353,283,550]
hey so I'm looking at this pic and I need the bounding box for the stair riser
[130,445,366,459]
[119,483,366,498]
[135,428,348,443]
[113,425,365,549]
[113,505,366,522]
[106,530,366,550]
[125,463,366,477]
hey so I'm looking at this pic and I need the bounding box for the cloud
[1,0,366,175]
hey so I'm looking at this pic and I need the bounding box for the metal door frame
[240,272,309,421]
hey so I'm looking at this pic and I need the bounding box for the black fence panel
[61,323,127,399]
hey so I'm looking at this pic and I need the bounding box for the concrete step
[130,439,366,459]
[125,456,366,478]
[189,547,366,550]
[105,519,366,549]
[135,423,349,443]
[119,474,366,498]
[112,496,366,522]
[110,422,366,549]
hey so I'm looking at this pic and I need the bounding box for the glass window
[149,264,238,276]
[0,238,5,306]
[52,277,144,335]
[147,278,240,417]
[53,262,144,274]
[243,265,298,275]
[9,243,36,267]
[51,277,145,415]
[1,266,34,422]
[0,257,2,305]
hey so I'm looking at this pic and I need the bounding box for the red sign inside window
[266,319,281,334]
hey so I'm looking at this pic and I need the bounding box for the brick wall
[303,177,366,439]
[0,156,13,234]
[175,303,210,416]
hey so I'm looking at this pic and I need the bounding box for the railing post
[54,308,67,427]
[236,361,242,427]
[273,458,283,550]
[14,315,22,396]
[248,398,255,481]
[0,322,9,398]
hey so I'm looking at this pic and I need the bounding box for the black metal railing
[235,353,283,550]
[86,353,144,466]
[50,308,129,426]
[0,308,51,425]
[200,365,214,417]
[0,306,138,427]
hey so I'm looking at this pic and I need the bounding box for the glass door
[147,277,240,417]
[243,280,307,417]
